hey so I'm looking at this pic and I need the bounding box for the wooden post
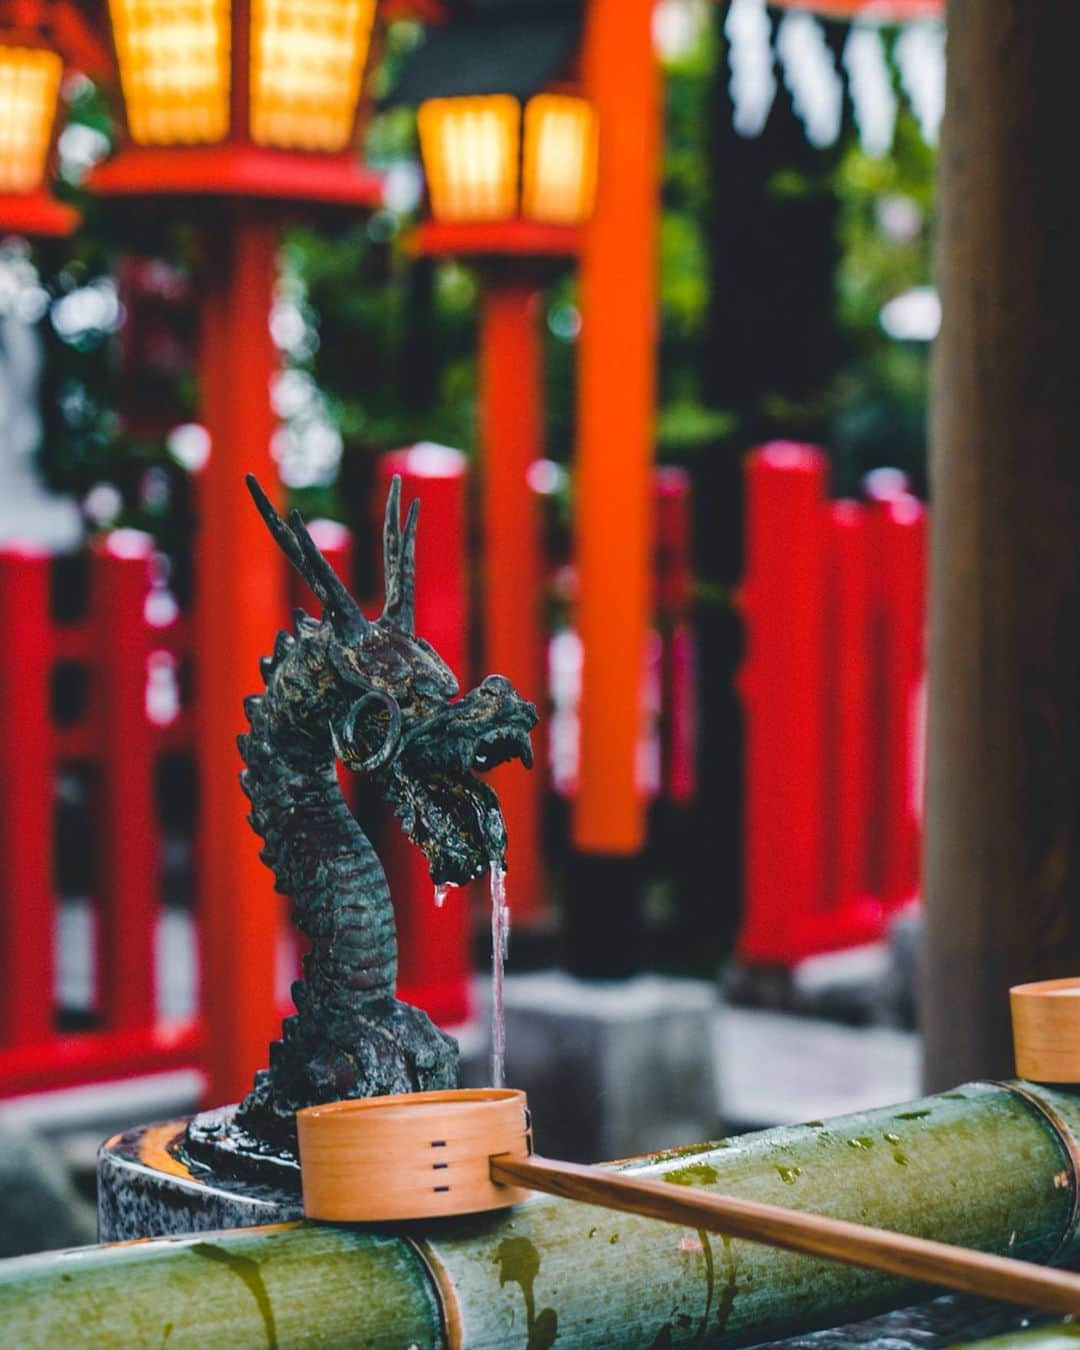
[197,204,286,1106]
[478,276,546,923]
[923,1,1080,1088]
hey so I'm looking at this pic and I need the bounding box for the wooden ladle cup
[298,1088,533,1223]
[1011,977,1080,1083]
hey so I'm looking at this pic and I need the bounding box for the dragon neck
[238,623,398,1012]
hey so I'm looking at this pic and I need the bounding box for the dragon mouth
[380,678,537,887]
[471,725,534,773]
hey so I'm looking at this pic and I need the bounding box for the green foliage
[830,90,936,496]
[657,7,716,431]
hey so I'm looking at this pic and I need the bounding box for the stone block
[0,1122,96,1256]
[499,972,720,1163]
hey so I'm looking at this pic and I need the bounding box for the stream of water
[433,867,509,1086]
[490,861,509,1089]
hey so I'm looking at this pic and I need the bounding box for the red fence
[0,531,200,1094]
[737,443,927,966]
[0,441,926,1097]
[0,514,352,1098]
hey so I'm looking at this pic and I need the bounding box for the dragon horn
[246,475,368,633]
[381,474,418,634]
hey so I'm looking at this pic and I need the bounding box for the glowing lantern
[250,0,374,152]
[0,2,106,236]
[96,0,381,202]
[522,92,597,225]
[417,95,520,223]
[0,42,62,192]
[417,90,596,228]
[107,0,231,147]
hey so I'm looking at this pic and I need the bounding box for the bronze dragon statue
[185,474,536,1176]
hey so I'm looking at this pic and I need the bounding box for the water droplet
[434,883,450,909]
[775,1165,801,1184]
[884,1132,900,1145]
[847,1137,874,1151]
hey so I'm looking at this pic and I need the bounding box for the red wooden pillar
[378,446,471,1027]
[478,277,546,921]
[737,444,829,964]
[94,530,157,1029]
[197,205,286,1105]
[573,0,660,858]
[0,549,54,1044]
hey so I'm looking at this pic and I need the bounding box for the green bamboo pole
[2,1081,1079,1348]
[0,1224,441,1348]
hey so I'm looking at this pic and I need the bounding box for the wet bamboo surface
[489,1154,1080,1315]
[2,1081,1080,1347]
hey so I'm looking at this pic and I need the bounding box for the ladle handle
[489,1153,1080,1317]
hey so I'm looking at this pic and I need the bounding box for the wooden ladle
[297,1086,1080,1317]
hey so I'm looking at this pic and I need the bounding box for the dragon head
[247,474,537,886]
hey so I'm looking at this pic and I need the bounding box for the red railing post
[824,500,874,917]
[0,548,55,1045]
[867,488,927,912]
[737,444,829,964]
[93,529,158,1030]
[377,446,471,1026]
